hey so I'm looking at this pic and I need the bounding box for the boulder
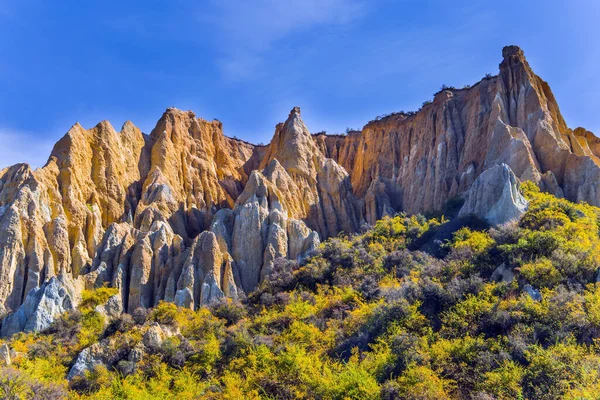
[0,343,11,366]
[143,323,165,349]
[458,164,528,225]
[491,263,515,283]
[68,343,106,380]
[95,294,123,323]
[128,342,146,364]
[524,284,542,302]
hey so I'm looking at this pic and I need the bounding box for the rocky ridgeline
[1,46,600,335]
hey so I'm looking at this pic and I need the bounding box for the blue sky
[1,0,599,168]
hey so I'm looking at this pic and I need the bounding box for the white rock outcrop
[458,164,528,225]
[1,275,81,337]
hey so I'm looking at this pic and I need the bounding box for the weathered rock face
[259,107,362,238]
[67,334,133,380]
[229,163,320,292]
[95,294,123,324]
[1,46,600,334]
[320,46,600,220]
[67,320,177,380]
[1,275,82,337]
[458,164,528,225]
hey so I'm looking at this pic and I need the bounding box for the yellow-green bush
[3,185,600,399]
[519,258,562,288]
[80,287,119,311]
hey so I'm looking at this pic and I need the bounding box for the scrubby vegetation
[2,183,600,399]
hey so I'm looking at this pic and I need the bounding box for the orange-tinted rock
[1,46,600,332]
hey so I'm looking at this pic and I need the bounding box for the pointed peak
[278,106,309,139]
[282,106,304,126]
[92,120,117,132]
[164,107,196,119]
[70,121,83,130]
[92,121,118,137]
[502,45,525,61]
[289,106,301,117]
[150,108,199,139]
[280,107,304,129]
[499,45,534,84]
[121,120,136,132]
[500,45,531,74]
[260,105,321,177]
[65,122,85,136]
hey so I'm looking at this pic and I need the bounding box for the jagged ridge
[1,46,600,335]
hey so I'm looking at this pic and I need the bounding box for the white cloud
[202,0,367,79]
[0,129,54,170]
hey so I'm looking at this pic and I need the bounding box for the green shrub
[80,286,119,311]
[4,186,600,399]
[519,258,562,288]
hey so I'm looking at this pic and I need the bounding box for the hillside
[1,44,600,399]
[1,46,600,338]
[0,185,599,399]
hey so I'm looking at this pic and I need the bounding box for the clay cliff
[1,46,599,335]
